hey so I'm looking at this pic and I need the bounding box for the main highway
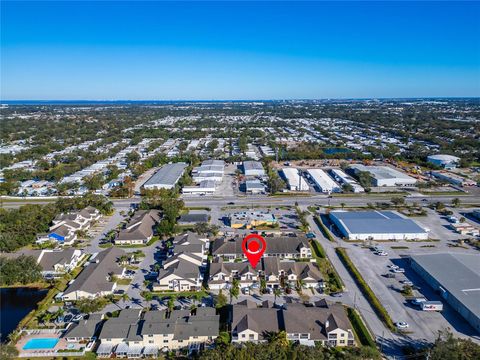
[2,192,480,209]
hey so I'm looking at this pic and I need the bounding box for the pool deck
[16,331,84,357]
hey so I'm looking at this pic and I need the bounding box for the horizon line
[2,96,479,104]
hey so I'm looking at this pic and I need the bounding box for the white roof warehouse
[330,210,428,241]
[143,162,188,190]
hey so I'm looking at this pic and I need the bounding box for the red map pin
[242,233,266,268]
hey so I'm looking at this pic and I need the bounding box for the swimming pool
[23,338,59,350]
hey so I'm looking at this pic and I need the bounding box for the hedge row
[309,239,326,259]
[314,215,335,242]
[336,247,395,331]
[346,307,377,348]
[309,241,344,292]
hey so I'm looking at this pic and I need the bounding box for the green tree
[215,289,228,309]
[215,331,230,347]
[273,288,281,305]
[167,297,175,314]
[229,279,240,304]
[452,198,461,207]
[391,196,405,208]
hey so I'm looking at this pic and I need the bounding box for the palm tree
[143,292,153,309]
[121,293,130,308]
[452,198,460,208]
[266,331,289,347]
[340,202,346,209]
[167,297,175,316]
[260,278,267,294]
[192,292,203,308]
[296,279,305,293]
[229,279,240,304]
[273,288,281,305]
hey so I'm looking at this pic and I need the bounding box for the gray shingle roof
[177,213,209,224]
[64,247,126,296]
[212,235,309,256]
[232,301,352,341]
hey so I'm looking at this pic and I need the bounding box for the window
[242,334,246,338]
[249,334,254,340]
[179,340,183,343]
[149,340,154,344]
[193,336,198,339]
[300,334,309,339]
[163,340,168,343]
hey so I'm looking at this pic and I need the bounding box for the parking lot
[346,244,479,342]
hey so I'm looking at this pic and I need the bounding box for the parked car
[395,322,409,329]
[376,251,388,256]
[410,297,427,306]
[393,268,405,273]
[384,273,396,278]
[331,292,343,298]
[402,280,413,286]
[389,265,399,270]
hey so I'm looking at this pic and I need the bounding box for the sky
[1,1,479,100]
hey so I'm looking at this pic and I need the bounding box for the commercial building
[410,253,480,333]
[427,154,460,169]
[329,169,364,193]
[280,168,309,191]
[143,162,188,190]
[177,213,209,226]
[231,300,355,347]
[192,159,225,183]
[306,169,341,193]
[330,210,428,241]
[243,161,266,177]
[182,180,216,195]
[430,171,476,187]
[245,179,266,194]
[349,164,417,187]
[228,211,277,229]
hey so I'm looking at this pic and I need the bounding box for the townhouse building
[97,308,219,357]
[153,232,208,292]
[115,210,160,245]
[62,247,127,301]
[231,300,355,347]
[208,257,323,290]
[37,206,101,246]
[212,234,311,261]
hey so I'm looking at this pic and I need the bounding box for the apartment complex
[209,257,323,290]
[212,234,311,261]
[115,210,160,245]
[97,308,219,356]
[231,299,355,347]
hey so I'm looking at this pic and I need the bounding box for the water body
[0,287,47,342]
[323,147,352,155]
